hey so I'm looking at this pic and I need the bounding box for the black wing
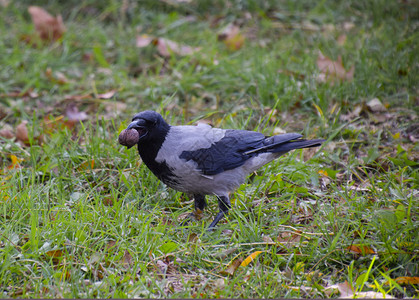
[179,130,267,175]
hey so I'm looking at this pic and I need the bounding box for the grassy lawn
[0,0,418,298]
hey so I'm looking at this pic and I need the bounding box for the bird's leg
[194,194,207,211]
[208,195,231,229]
[181,194,206,226]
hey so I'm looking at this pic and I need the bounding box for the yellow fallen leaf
[313,103,325,119]
[45,249,64,258]
[394,276,419,285]
[294,261,305,273]
[396,241,418,249]
[9,155,23,169]
[218,24,245,51]
[224,33,245,51]
[318,169,328,177]
[78,159,95,171]
[240,251,263,267]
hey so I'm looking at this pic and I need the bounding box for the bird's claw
[180,209,203,227]
[208,211,227,229]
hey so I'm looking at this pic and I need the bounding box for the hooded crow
[122,110,324,228]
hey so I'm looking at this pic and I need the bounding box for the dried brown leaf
[317,52,354,83]
[105,240,117,252]
[97,90,116,99]
[65,104,88,122]
[102,195,114,206]
[346,244,376,255]
[82,52,94,63]
[42,115,71,133]
[218,23,239,41]
[218,24,245,51]
[343,22,355,31]
[213,247,238,259]
[340,104,364,122]
[213,278,225,290]
[0,89,39,99]
[323,284,340,297]
[337,34,347,46]
[0,0,10,7]
[220,257,243,276]
[62,93,92,102]
[93,264,106,280]
[87,254,107,280]
[45,249,64,258]
[262,236,274,243]
[123,250,134,267]
[45,67,69,84]
[42,249,67,266]
[55,71,69,84]
[366,98,386,112]
[136,34,153,48]
[336,281,354,298]
[0,128,14,139]
[16,121,29,144]
[28,6,65,42]
[341,291,395,299]
[154,258,178,278]
[155,38,201,57]
[277,232,301,246]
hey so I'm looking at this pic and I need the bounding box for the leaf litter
[1,4,417,298]
[217,23,245,51]
[316,51,355,83]
[136,35,201,57]
[28,6,66,42]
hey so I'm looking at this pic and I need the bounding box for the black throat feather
[136,123,179,186]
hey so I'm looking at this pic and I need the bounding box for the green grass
[1,0,418,298]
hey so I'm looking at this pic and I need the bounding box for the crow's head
[126,110,170,144]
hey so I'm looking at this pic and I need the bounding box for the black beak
[126,119,148,139]
[127,119,144,130]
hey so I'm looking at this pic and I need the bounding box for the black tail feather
[270,138,325,153]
